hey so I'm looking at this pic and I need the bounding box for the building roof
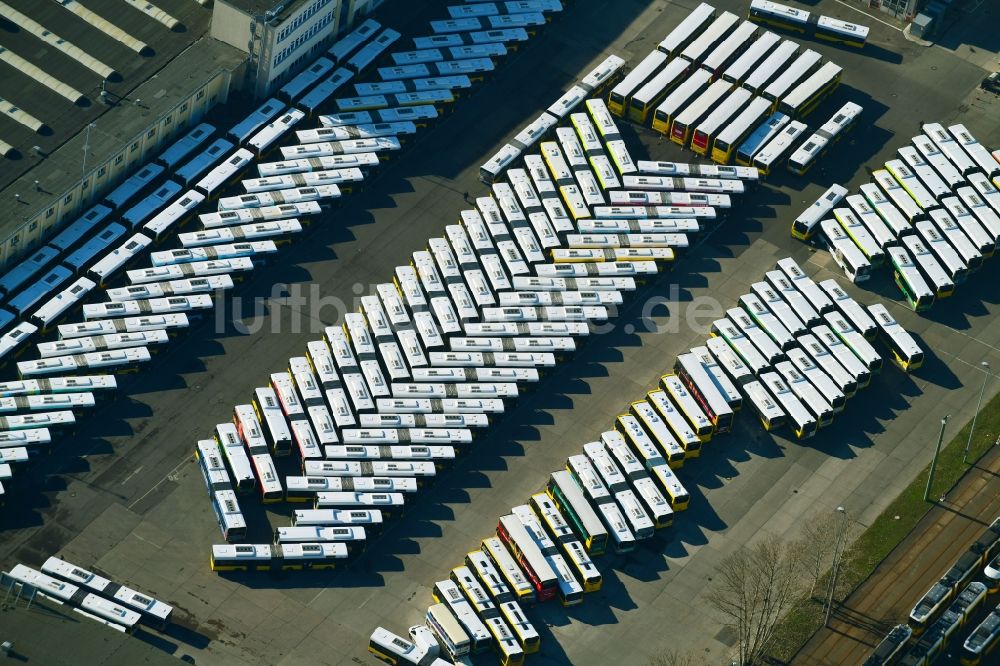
[216,0,314,20]
[0,0,214,192]
[0,36,246,242]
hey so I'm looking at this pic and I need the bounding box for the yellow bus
[607,50,668,116]
[669,78,731,146]
[712,96,771,164]
[651,68,710,135]
[627,58,688,124]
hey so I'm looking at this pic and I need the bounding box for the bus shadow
[907,332,962,390]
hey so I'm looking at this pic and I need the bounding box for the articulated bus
[787,101,861,176]
[790,183,848,241]
[712,96,771,164]
[670,79,732,146]
[749,0,869,47]
[735,111,789,166]
[651,68,711,135]
[671,356,734,434]
[680,11,740,65]
[628,58,688,125]
[723,30,780,85]
[691,87,753,157]
[657,2,716,57]
[608,50,668,117]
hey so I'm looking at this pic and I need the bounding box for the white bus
[747,281,803,338]
[723,30,781,85]
[738,293,796,349]
[759,371,817,438]
[679,11,739,65]
[901,234,954,299]
[785,347,846,413]
[824,312,883,374]
[798,333,857,397]
[871,169,925,225]
[742,39,798,94]
[927,207,982,270]
[777,257,834,312]
[867,303,924,372]
[764,270,820,327]
[948,124,1000,179]
[657,2,716,57]
[915,219,968,284]
[790,183,848,241]
[898,146,951,201]
[608,50,668,117]
[775,361,834,427]
[199,202,321,228]
[752,119,807,176]
[818,279,877,339]
[832,208,885,266]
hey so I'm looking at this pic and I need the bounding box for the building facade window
[63,194,72,205]
[46,208,54,218]
[276,0,332,43]
[98,166,106,177]
[115,154,124,165]
[273,11,334,67]
[29,221,37,231]
[131,141,140,152]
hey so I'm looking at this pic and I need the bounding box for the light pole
[924,416,950,502]
[824,506,848,627]
[964,361,991,464]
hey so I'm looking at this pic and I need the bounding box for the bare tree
[706,535,805,665]
[795,510,842,600]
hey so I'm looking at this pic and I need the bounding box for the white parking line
[833,0,903,32]
[127,454,190,510]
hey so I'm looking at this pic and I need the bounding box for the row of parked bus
[603,2,847,167]
[367,255,916,665]
[0,0,564,376]
[0,3,581,484]
[0,377,115,507]
[874,516,1000,665]
[2,556,173,634]
[797,123,1000,311]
